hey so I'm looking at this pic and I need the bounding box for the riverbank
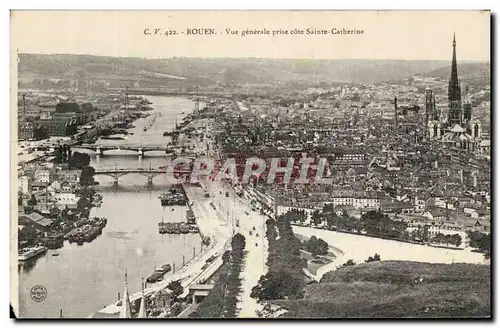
[18,96,204,318]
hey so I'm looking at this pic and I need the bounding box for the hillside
[425,63,490,86]
[272,261,490,318]
[17,53,479,85]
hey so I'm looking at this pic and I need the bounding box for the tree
[452,234,462,248]
[325,212,338,229]
[338,259,356,269]
[222,250,231,262]
[311,210,323,226]
[365,253,381,263]
[69,152,91,169]
[27,194,37,206]
[250,270,303,301]
[305,236,329,257]
[231,233,246,252]
[467,231,490,253]
[167,280,184,301]
[80,166,96,186]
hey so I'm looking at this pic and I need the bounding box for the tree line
[284,207,463,247]
[189,233,246,318]
[467,230,491,259]
[250,215,306,301]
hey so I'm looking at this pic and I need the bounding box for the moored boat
[146,264,172,283]
[18,245,48,261]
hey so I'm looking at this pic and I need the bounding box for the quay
[91,180,232,318]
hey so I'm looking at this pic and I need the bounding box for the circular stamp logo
[30,285,47,303]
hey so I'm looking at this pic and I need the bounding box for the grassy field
[272,261,490,318]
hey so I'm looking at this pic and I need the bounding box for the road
[209,180,269,318]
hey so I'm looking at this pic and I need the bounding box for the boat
[101,135,126,140]
[52,253,59,257]
[18,245,48,261]
[67,217,107,244]
[179,224,190,234]
[146,264,172,283]
[159,185,188,206]
[186,209,196,224]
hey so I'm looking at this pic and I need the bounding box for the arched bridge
[94,167,207,186]
[75,144,177,156]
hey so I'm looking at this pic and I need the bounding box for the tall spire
[448,33,462,126]
[119,269,132,319]
[137,278,147,318]
[451,32,458,87]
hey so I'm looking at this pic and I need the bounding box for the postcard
[10,10,491,319]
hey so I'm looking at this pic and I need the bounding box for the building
[18,121,35,140]
[19,212,54,232]
[18,175,32,194]
[34,168,55,184]
[35,117,78,137]
[53,192,79,204]
[426,34,483,152]
[57,169,82,185]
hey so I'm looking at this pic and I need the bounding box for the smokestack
[434,160,438,169]
[460,170,463,185]
[473,175,478,188]
[394,97,398,131]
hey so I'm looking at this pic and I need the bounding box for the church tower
[463,85,472,123]
[425,88,432,129]
[448,33,462,126]
[425,89,441,139]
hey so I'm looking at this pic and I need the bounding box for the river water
[18,96,203,318]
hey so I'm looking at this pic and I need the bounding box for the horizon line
[17,52,491,63]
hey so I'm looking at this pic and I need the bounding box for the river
[292,226,488,281]
[18,96,203,318]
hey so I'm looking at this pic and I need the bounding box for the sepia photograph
[9,10,491,319]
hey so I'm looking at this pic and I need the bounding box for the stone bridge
[76,144,176,157]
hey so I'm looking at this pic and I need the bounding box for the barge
[146,264,172,283]
[158,222,198,235]
[159,184,188,206]
[18,245,48,261]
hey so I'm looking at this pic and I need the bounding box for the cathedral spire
[119,269,132,319]
[451,33,458,87]
[137,278,147,318]
[448,33,462,126]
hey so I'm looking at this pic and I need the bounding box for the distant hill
[273,261,490,318]
[17,53,490,86]
[425,63,490,83]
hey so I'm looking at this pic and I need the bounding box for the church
[425,34,483,152]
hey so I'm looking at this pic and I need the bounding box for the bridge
[94,166,209,186]
[75,144,177,157]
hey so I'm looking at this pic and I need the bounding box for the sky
[10,10,491,61]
